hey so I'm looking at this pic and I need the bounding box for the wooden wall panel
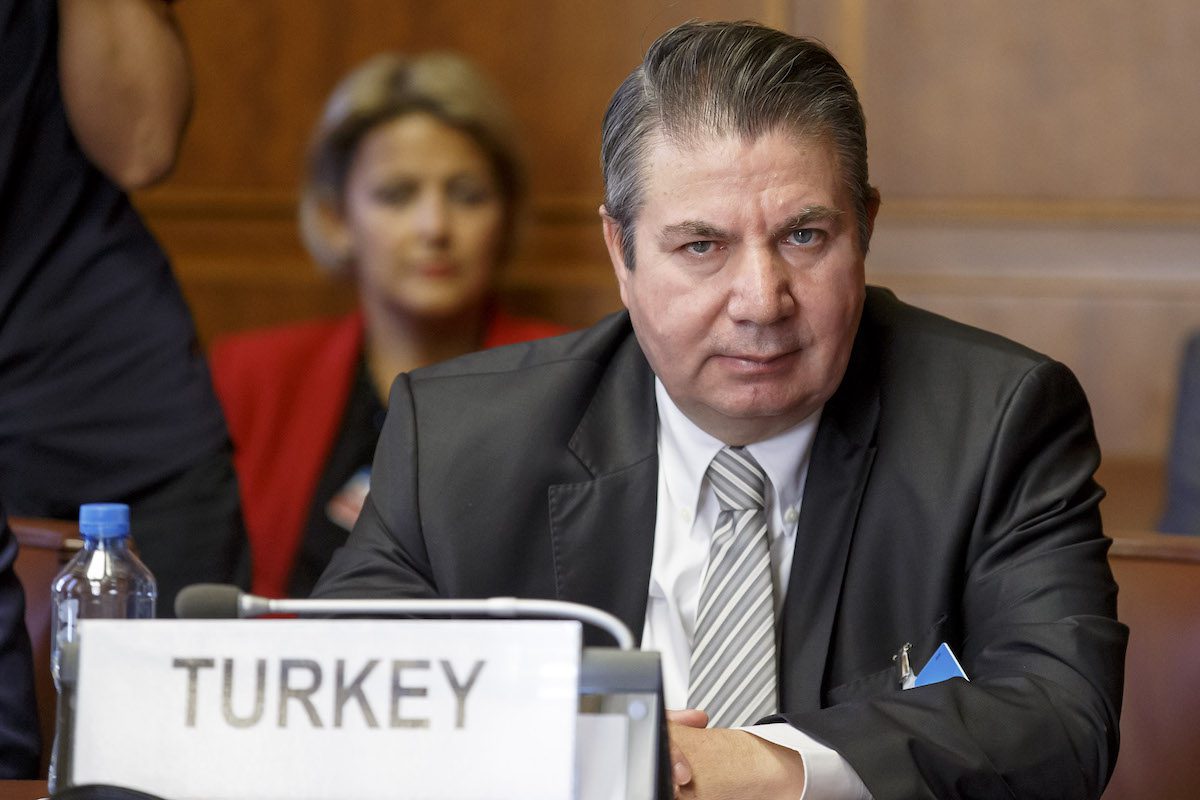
[785,0,859,71]
[861,1,1200,203]
[149,0,775,341]
[130,0,1200,471]
[867,219,1200,460]
[168,0,769,196]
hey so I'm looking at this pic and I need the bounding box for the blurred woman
[210,53,567,598]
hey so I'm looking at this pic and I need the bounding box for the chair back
[1102,532,1200,800]
[11,516,80,779]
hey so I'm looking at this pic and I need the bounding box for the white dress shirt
[642,378,871,800]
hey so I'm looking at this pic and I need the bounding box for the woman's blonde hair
[299,52,525,274]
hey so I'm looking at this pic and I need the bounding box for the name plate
[72,619,581,799]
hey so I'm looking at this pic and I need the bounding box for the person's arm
[787,360,1125,799]
[670,718,876,799]
[671,722,805,799]
[56,0,193,189]
[671,361,1124,799]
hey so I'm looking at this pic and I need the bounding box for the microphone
[175,583,635,650]
[174,583,244,619]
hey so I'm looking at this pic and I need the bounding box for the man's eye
[787,229,817,245]
[685,241,715,255]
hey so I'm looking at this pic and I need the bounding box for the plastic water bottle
[48,503,156,791]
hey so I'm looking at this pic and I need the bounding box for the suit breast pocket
[821,612,952,707]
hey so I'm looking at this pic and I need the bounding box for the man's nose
[727,247,795,324]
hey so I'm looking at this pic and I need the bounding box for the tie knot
[707,447,766,512]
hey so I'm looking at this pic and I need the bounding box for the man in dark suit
[314,20,1125,799]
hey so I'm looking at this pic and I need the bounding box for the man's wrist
[741,722,872,799]
[741,730,807,798]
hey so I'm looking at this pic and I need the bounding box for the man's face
[603,129,875,445]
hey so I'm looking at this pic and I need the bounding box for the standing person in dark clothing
[0,502,40,778]
[0,0,249,615]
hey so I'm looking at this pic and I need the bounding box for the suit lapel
[778,311,880,712]
[545,302,884,680]
[549,330,659,647]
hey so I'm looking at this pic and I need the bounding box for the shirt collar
[654,378,822,520]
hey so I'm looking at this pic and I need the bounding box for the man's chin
[691,395,821,443]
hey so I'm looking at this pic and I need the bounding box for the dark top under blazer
[314,286,1126,800]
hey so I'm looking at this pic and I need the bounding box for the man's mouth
[714,348,801,372]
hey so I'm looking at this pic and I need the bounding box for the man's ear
[863,186,882,248]
[600,205,632,308]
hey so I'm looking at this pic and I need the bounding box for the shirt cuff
[741,722,872,800]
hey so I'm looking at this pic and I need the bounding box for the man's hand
[667,709,709,786]
[668,713,806,800]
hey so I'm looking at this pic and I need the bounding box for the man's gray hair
[601,20,874,267]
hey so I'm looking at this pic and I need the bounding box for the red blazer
[209,309,569,598]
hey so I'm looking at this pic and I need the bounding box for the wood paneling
[168,0,767,195]
[131,0,1200,477]
[868,218,1200,459]
[862,1,1200,203]
[150,0,774,337]
[1102,533,1200,799]
[1098,458,1167,532]
[786,0,861,75]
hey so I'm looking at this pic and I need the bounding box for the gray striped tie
[688,446,778,728]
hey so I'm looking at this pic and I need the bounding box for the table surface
[0,782,47,800]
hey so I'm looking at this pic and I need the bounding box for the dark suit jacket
[0,506,41,777]
[314,287,1126,800]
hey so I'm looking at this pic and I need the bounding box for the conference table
[0,782,46,800]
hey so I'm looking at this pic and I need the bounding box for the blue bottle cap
[79,503,130,539]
